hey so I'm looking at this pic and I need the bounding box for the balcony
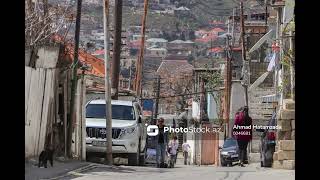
[270,0,285,8]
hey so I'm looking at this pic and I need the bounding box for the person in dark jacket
[155,118,169,168]
[233,106,252,167]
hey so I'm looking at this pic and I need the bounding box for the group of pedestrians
[154,117,191,168]
[154,105,252,168]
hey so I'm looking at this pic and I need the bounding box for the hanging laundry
[264,53,273,62]
[267,53,276,71]
[274,52,281,70]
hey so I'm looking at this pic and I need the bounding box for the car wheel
[220,157,227,167]
[139,140,146,166]
[86,153,91,162]
[263,149,273,167]
[128,140,140,166]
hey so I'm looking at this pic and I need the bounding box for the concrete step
[252,119,270,126]
[249,87,275,92]
[249,153,261,163]
[273,160,295,170]
[250,140,261,152]
[249,98,275,103]
[249,102,274,108]
[250,114,273,119]
[249,109,274,114]
[249,91,275,96]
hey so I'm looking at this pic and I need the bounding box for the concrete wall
[229,81,246,136]
[207,92,219,121]
[86,92,105,104]
[71,78,86,160]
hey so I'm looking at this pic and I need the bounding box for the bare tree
[25,0,73,47]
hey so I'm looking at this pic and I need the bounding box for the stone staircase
[248,87,275,163]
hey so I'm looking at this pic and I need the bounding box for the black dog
[38,148,54,168]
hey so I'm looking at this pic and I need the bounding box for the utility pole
[68,0,82,158]
[199,77,205,122]
[103,0,113,165]
[231,8,236,46]
[135,0,149,98]
[225,35,232,138]
[265,0,268,32]
[111,0,123,100]
[153,75,160,120]
[289,30,294,100]
[128,60,132,90]
[240,1,249,106]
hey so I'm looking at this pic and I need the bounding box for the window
[86,104,135,120]
[223,139,237,148]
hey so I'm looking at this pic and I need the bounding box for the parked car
[85,99,147,166]
[219,137,239,166]
[257,110,277,167]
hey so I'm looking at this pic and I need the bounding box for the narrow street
[25,0,295,179]
[49,163,294,180]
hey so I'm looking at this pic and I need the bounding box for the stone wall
[272,99,295,170]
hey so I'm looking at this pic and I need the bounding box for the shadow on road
[81,165,137,174]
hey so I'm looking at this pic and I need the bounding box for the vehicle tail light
[267,131,276,140]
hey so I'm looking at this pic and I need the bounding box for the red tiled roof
[211,28,225,32]
[164,54,188,61]
[195,35,217,43]
[92,49,114,57]
[209,47,224,53]
[157,60,193,76]
[210,20,224,25]
[52,34,106,77]
[232,47,242,51]
[93,49,104,55]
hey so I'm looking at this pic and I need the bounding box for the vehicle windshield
[223,139,237,148]
[86,104,135,120]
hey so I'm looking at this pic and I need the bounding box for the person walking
[155,118,168,168]
[182,140,191,165]
[168,136,179,164]
[233,106,252,167]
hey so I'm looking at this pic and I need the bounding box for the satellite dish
[248,29,274,54]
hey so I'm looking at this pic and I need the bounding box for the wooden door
[201,122,219,165]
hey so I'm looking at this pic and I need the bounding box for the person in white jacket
[182,140,191,165]
[168,136,179,163]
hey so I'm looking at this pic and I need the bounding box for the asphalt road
[56,162,294,180]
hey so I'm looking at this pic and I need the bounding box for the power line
[141,88,224,100]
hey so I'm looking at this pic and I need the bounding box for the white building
[146,38,168,49]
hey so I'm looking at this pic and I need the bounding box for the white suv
[85,99,147,166]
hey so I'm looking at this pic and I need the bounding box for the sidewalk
[25,158,91,180]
